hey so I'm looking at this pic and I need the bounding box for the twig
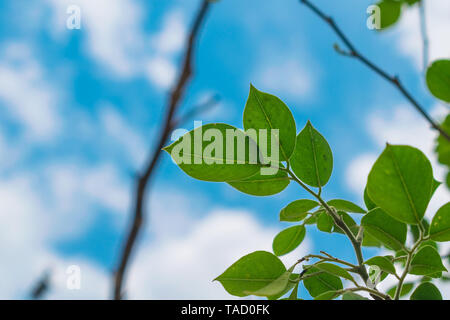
[30,270,51,300]
[299,0,450,142]
[287,168,388,299]
[112,0,212,300]
[419,0,429,71]
[287,169,368,281]
[173,93,220,127]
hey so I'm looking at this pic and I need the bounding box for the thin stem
[299,254,359,269]
[286,169,369,284]
[299,0,450,142]
[345,287,391,300]
[394,235,424,300]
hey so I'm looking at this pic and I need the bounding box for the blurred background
[0,0,448,299]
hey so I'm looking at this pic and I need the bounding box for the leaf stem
[286,169,370,285]
[394,234,424,300]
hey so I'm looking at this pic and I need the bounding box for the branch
[286,168,389,300]
[112,0,212,300]
[286,170,369,282]
[30,269,51,300]
[299,0,450,142]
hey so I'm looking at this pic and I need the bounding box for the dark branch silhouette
[112,0,213,300]
[30,270,51,300]
[300,0,450,142]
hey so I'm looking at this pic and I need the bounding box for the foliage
[375,0,421,30]
[165,85,450,300]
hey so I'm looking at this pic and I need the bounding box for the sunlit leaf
[290,121,333,188]
[163,123,263,182]
[367,144,433,224]
[279,199,319,222]
[426,59,450,103]
[243,85,296,161]
[215,251,286,297]
[327,199,366,214]
[228,168,290,196]
[429,202,450,242]
[272,225,306,256]
[410,245,447,276]
[361,208,407,250]
[410,282,442,300]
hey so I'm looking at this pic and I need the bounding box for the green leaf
[364,256,396,274]
[163,123,263,182]
[367,144,433,224]
[429,202,450,242]
[290,121,333,188]
[303,267,343,297]
[327,199,366,213]
[215,251,286,297]
[317,212,334,233]
[272,225,306,256]
[436,114,450,167]
[228,169,290,196]
[314,290,341,300]
[267,272,299,300]
[246,266,295,298]
[279,199,319,222]
[377,0,402,29]
[410,282,442,300]
[342,292,369,300]
[387,282,414,298]
[333,211,358,235]
[314,263,355,282]
[362,230,383,248]
[426,59,450,103]
[410,245,447,276]
[361,208,407,251]
[243,85,297,161]
[304,214,319,225]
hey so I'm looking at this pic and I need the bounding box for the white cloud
[345,153,377,195]
[151,10,186,55]
[0,173,111,299]
[46,163,130,216]
[346,104,449,194]
[395,0,450,68]
[46,0,145,76]
[145,56,177,89]
[255,59,315,101]
[0,153,310,299]
[0,42,60,140]
[98,104,147,167]
[46,0,186,89]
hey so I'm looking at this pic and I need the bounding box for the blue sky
[0,0,448,299]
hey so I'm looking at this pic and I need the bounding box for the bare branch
[30,269,51,300]
[173,93,221,128]
[112,0,212,300]
[300,0,450,142]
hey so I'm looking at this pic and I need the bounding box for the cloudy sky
[0,0,448,299]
